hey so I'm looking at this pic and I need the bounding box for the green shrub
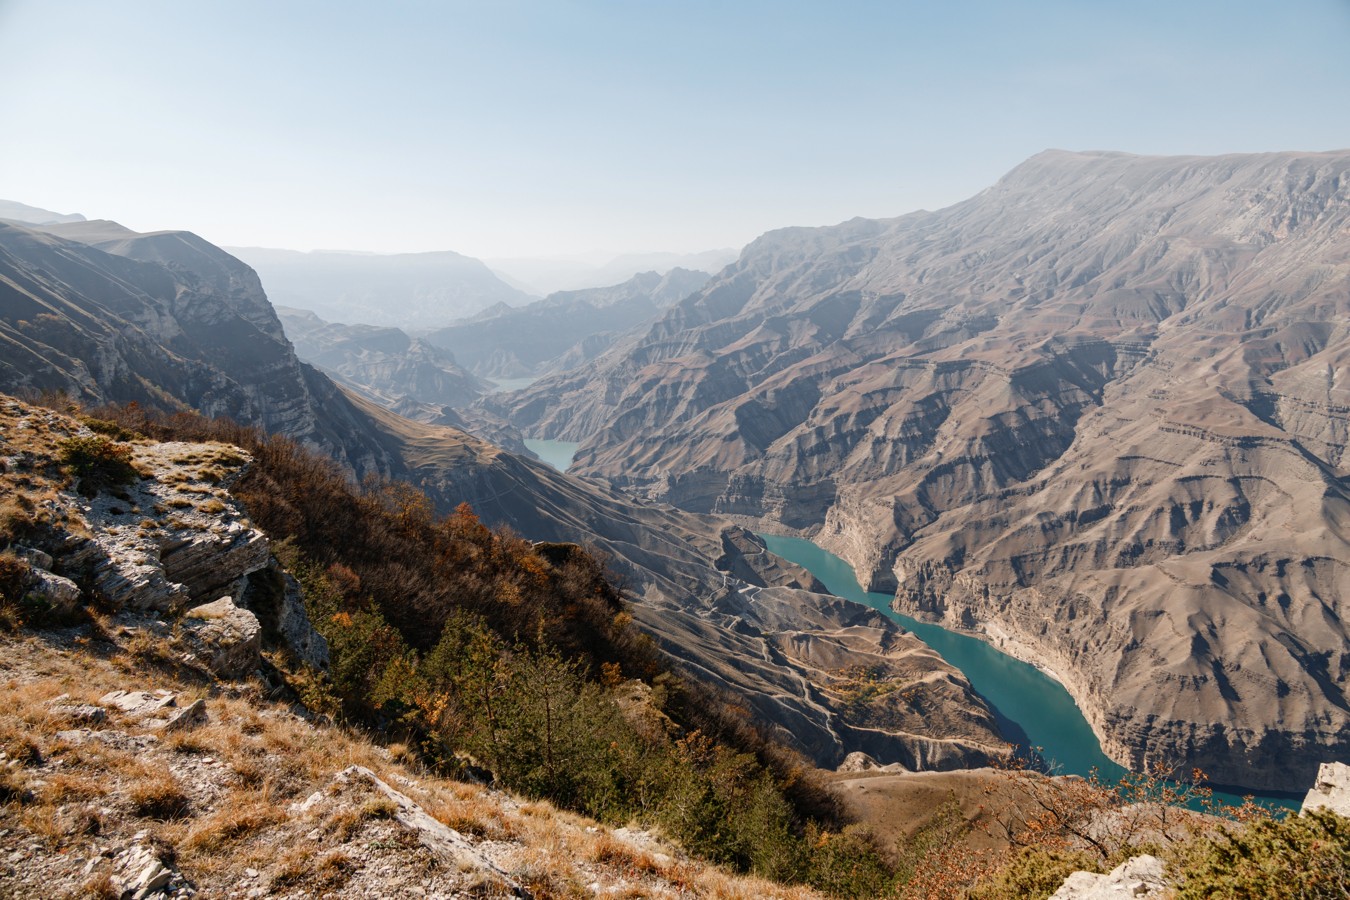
[805,823,895,897]
[1172,809,1350,899]
[78,415,142,442]
[967,846,1100,900]
[57,434,138,495]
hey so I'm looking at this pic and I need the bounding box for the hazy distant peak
[0,199,86,226]
[486,248,739,295]
[35,218,140,242]
[228,244,532,330]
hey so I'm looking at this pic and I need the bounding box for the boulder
[180,597,261,679]
[238,563,330,670]
[1050,855,1167,899]
[100,689,178,717]
[30,568,82,616]
[1301,761,1350,818]
[162,698,208,732]
[12,545,53,570]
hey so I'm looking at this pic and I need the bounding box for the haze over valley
[4,2,1350,896]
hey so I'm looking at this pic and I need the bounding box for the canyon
[489,149,1350,791]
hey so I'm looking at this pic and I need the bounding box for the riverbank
[755,532,1301,811]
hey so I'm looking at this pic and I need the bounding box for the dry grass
[0,584,823,900]
[69,872,118,900]
[172,797,284,855]
[41,773,108,804]
[129,771,192,820]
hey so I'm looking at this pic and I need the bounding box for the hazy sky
[2,0,1348,258]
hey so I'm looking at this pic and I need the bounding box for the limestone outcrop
[0,399,328,675]
[180,597,263,679]
[1049,856,1167,899]
[1301,761,1350,818]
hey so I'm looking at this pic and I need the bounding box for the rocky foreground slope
[493,150,1350,791]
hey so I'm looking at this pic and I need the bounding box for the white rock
[1301,761,1350,818]
[1050,855,1167,899]
[180,597,261,678]
[100,690,178,716]
[162,699,208,732]
[334,765,518,887]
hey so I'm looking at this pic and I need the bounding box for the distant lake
[757,533,1299,811]
[487,376,538,392]
[524,438,580,473]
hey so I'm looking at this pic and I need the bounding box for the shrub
[1172,809,1350,899]
[57,435,138,496]
[78,415,142,442]
[0,553,35,605]
[805,824,896,898]
[966,846,1100,900]
[0,553,43,630]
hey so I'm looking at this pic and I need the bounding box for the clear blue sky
[2,0,1348,257]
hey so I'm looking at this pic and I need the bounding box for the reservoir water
[757,533,1299,811]
[487,376,539,392]
[524,438,581,473]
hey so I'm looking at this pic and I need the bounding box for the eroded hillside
[493,150,1350,790]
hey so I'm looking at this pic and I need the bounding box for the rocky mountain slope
[349,391,1005,769]
[275,306,489,411]
[0,401,826,898]
[425,267,711,378]
[227,246,533,330]
[493,149,1350,791]
[0,219,406,479]
[0,217,1003,772]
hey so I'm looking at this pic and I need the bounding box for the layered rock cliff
[0,219,405,479]
[493,150,1350,790]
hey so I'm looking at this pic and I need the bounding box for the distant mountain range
[490,149,1350,791]
[0,199,86,226]
[485,248,739,295]
[425,267,712,378]
[275,306,489,412]
[226,246,534,330]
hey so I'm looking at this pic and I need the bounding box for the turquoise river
[756,533,1300,811]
